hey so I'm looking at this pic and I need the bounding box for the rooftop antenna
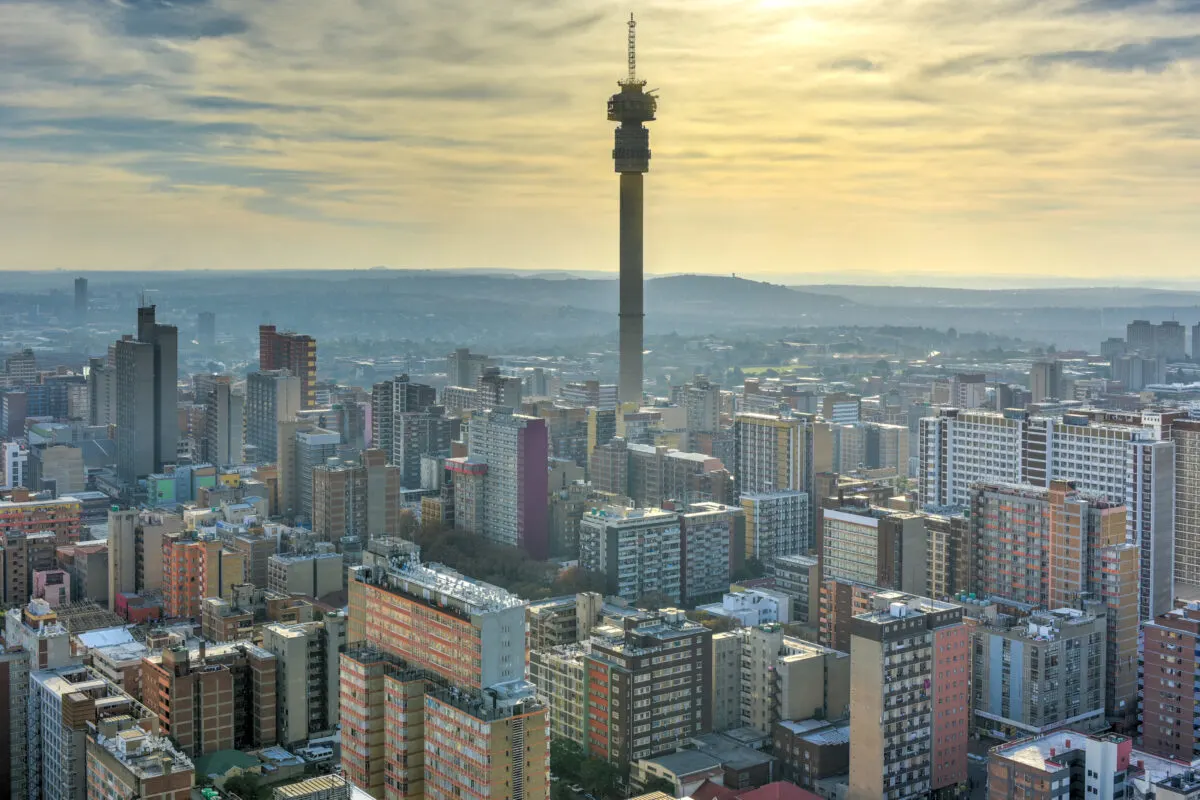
[623,13,646,86]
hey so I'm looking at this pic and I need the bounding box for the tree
[223,775,270,800]
[579,758,621,799]
[642,777,678,797]
[550,738,585,783]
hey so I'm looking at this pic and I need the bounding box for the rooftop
[92,718,193,779]
[583,505,678,523]
[274,775,353,798]
[639,748,723,776]
[357,557,526,615]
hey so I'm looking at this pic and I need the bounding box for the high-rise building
[447,347,493,389]
[740,491,809,562]
[710,624,848,736]
[734,413,830,498]
[584,610,710,764]
[968,481,1139,725]
[924,512,971,601]
[140,641,277,757]
[87,356,117,426]
[477,366,523,410]
[85,714,194,800]
[106,508,177,605]
[677,376,722,436]
[971,607,1107,737]
[370,374,436,460]
[245,370,302,463]
[261,615,347,746]
[290,426,340,523]
[1172,419,1200,586]
[1131,437,1176,617]
[563,381,618,411]
[466,409,549,558]
[394,409,452,488]
[197,311,216,350]
[0,493,82,544]
[848,592,969,800]
[679,502,742,605]
[341,555,549,800]
[1140,601,1200,760]
[579,506,681,604]
[116,305,179,483]
[607,14,656,405]
[311,449,400,545]
[202,377,244,466]
[1112,352,1165,390]
[771,554,821,624]
[4,348,36,385]
[259,325,317,409]
[818,499,926,594]
[1029,360,1062,402]
[162,532,205,620]
[74,277,88,321]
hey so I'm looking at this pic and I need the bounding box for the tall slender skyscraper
[608,14,656,406]
[73,277,87,322]
[115,305,178,483]
[259,324,317,409]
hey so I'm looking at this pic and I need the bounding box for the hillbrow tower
[608,13,657,406]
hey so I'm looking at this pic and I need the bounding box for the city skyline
[3,0,1200,279]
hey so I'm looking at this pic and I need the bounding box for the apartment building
[987,731,1133,800]
[740,491,810,562]
[970,608,1107,738]
[848,592,969,800]
[924,512,970,601]
[259,325,317,409]
[140,642,277,757]
[466,408,550,559]
[584,610,711,764]
[0,493,82,544]
[680,502,742,605]
[161,533,204,620]
[85,715,194,800]
[818,499,926,594]
[1140,601,1200,760]
[261,615,347,746]
[710,624,849,736]
[772,554,820,624]
[311,449,400,544]
[968,481,1139,725]
[733,413,831,507]
[579,506,682,604]
[526,592,602,652]
[529,644,588,745]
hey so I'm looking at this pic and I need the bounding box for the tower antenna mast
[627,13,638,84]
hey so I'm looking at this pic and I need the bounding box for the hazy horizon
[4,0,1200,279]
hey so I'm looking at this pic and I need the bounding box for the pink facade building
[32,569,70,607]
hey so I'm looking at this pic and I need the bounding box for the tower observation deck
[608,14,657,406]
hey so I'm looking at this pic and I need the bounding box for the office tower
[140,641,278,757]
[740,491,809,563]
[370,373,436,459]
[27,443,85,496]
[4,348,35,384]
[585,610,710,763]
[848,592,968,800]
[819,499,927,594]
[969,481,1139,725]
[267,552,343,598]
[1029,360,1062,402]
[0,441,25,490]
[291,426,339,523]
[924,512,970,601]
[162,533,205,619]
[202,378,244,466]
[261,615,347,746]
[562,381,618,411]
[1172,419,1200,586]
[987,731,1133,800]
[85,715,194,800]
[116,305,178,483]
[579,506,682,604]
[971,608,1107,737]
[311,449,400,545]
[466,408,549,558]
[821,392,861,424]
[679,502,742,605]
[477,366,523,409]
[394,409,452,488]
[87,357,116,426]
[772,554,820,624]
[73,276,88,321]
[197,310,216,350]
[245,370,301,463]
[1194,323,1200,360]
[1140,601,1200,759]
[710,624,848,735]
[447,347,493,388]
[259,325,317,409]
[0,391,26,438]
[341,557,549,800]
[441,385,480,414]
[1128,319,1155,351]
[1157,320,1187,361]
[608,14,656,405]
[948,372,988,408]
[0,648,29,797]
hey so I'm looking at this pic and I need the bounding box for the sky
[2,0,1200,282]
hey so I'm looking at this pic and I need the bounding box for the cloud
[2,0,1200,277]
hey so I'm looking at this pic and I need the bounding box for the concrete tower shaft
[608,14,656,406]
